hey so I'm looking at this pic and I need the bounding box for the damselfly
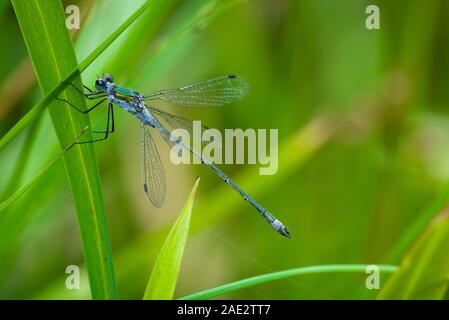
[57,74,291,238]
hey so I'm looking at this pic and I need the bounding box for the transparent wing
[144,75,249,108]
[148,106,209,142]
[141,123,166,207]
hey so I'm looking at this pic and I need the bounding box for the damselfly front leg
[56,96,107,114]
[57,79,108,110]
[57,81,115,145]
[61,81,106,99]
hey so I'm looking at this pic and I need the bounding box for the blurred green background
[1,0,449,299]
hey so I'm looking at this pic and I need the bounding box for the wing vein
[141,123,166,207]
[144,75,249,108]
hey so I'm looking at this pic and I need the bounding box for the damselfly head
[95,74,113,91]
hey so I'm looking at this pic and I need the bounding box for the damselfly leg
[61,81,106,98]
[57,82,115,145]
[56,96,107,114]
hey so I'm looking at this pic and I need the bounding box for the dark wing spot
[228,75,237,79]
[143,183,148,193]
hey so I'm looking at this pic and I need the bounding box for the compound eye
[104,74,113,83]
[95,79,106,89]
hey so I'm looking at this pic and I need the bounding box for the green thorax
[115,85,138,96]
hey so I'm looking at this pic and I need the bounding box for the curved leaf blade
[143,178,200,300]
[180,264,398,300]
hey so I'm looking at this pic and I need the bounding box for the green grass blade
[143,178,200,300]
[378,207,449,299]
[0,0,153,154]
[11,0,116,299]
[180,264,399,300]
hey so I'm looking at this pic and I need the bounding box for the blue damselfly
[58,74,291,238]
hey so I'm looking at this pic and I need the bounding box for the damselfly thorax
[106,82,155,123]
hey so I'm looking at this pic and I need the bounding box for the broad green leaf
[143,178,200,300]
[11,0,116,299]
[378,207,449,299]
[180,264,398,300]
